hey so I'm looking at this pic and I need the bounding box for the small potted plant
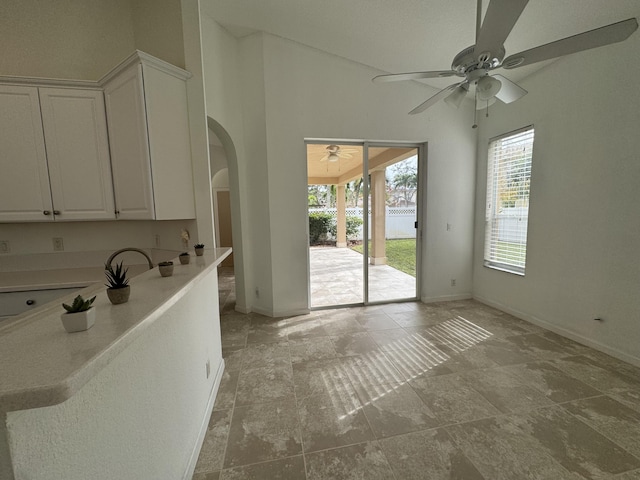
[158,261,174,277]
[105,261,130,304]
[179,252,191,265]
[194,243,205,256]
[61,295,97,333]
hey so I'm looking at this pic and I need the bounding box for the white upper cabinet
[0,86,53,222]
[39,88,115,221]
[102,52,196,220]
[0,85,115,222]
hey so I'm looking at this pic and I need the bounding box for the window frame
[484,125,535,276]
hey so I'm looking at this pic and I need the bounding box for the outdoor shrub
[328,215,363,240]
[309,212,334,244]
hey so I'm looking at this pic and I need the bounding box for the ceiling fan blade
[492,74,527,103]
[503,18,638,70]
[475,0,529,59]
[373,70,459,83]
[409,82,464,115]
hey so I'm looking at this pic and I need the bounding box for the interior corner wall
[199,14,262,314]
[130,0,185,69]
[472,31,640,365]
[0,0,135,80]
[260,34,476,315]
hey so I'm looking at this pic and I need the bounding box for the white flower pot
[60,308,96,333]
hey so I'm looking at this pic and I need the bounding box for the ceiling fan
[373,0,638,118]
[320,145,358,162]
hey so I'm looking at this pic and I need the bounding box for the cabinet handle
[43,210,51,215]
[53,210,61,215]
[26,299,35,306]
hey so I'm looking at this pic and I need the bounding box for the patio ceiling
[307,144,416,185]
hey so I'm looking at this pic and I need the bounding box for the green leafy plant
[180,252,189,256]
[309,212,334,244]
[329,215,363,239]
[158,261,173,266]
[194,243,205,249]
[62,295,96,313]
[105,261,129,289]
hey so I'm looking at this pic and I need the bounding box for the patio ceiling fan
[373,0,638,118]
[320,145,358,162]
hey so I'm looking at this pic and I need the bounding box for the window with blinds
[484,126,534,275]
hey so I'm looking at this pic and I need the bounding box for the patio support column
[370,169,386,265]
[336,184,347,247]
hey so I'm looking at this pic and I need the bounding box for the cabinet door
[103,64,155,220]
[0,85,54,222]
[143,63,195,220]
[39,88,115,221]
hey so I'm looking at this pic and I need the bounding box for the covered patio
[310,246,416,307]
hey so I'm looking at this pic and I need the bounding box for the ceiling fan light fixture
[477,75,502,101]
[444,83,469,109]
[328,153,339,162]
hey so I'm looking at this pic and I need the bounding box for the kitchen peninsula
[0,249,231,480]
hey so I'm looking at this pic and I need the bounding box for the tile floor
[194,268,640,479]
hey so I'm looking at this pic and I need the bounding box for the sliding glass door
[307,141,423,308]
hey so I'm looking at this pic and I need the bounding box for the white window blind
[484,126,534,275]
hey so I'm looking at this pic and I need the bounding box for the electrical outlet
[154,234,161,248]
[206,359,211,379]
[451,279,456,287]
[0,240,9,254]
[53,237,64,252]
[446,223,452,231]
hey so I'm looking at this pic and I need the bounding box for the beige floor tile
[305,442,394,480]
[219,456,305,480]
[235,364,294,407]
[224,400,302,468]
[410,373,501,425]
[297,391,374,453]
[194,409,232,474]
[380,428,485,480]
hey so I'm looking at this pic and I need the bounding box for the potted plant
[194,243,205,256]
[105,261,130,304]
[179,252,191,265]
[61,295,97,333]
[158,261,174,277]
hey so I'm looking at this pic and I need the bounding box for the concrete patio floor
[310,246,417,308]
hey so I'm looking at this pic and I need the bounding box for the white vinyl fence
[309,207,416,240]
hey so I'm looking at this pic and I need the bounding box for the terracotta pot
[179,254,190,265]
[158,262,174,277]
[60,308,96,333]
[195,247,204,257]
[107,285,130,305]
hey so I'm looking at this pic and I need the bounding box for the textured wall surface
[6,272,222,479]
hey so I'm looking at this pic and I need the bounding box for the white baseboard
[421,293,473,303]
[474,295,640,368]
[234,304,251,314]
[183,358,225,480]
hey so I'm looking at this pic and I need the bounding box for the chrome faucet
[106,248,154,270]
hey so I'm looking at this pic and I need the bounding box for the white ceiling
[201,0,639,89]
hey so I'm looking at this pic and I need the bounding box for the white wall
[258,34,476,314]
[200,13,254,313]
[5,271,222,480]
[473,28,640,364]
[130,0,185,69]
[0,0,135,80]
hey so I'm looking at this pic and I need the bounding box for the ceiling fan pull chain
[486,99,490,118]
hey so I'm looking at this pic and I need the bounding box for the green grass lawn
[351,239,416,277]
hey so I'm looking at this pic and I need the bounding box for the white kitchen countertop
[0,248,231,412]
[0,265,150,293]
